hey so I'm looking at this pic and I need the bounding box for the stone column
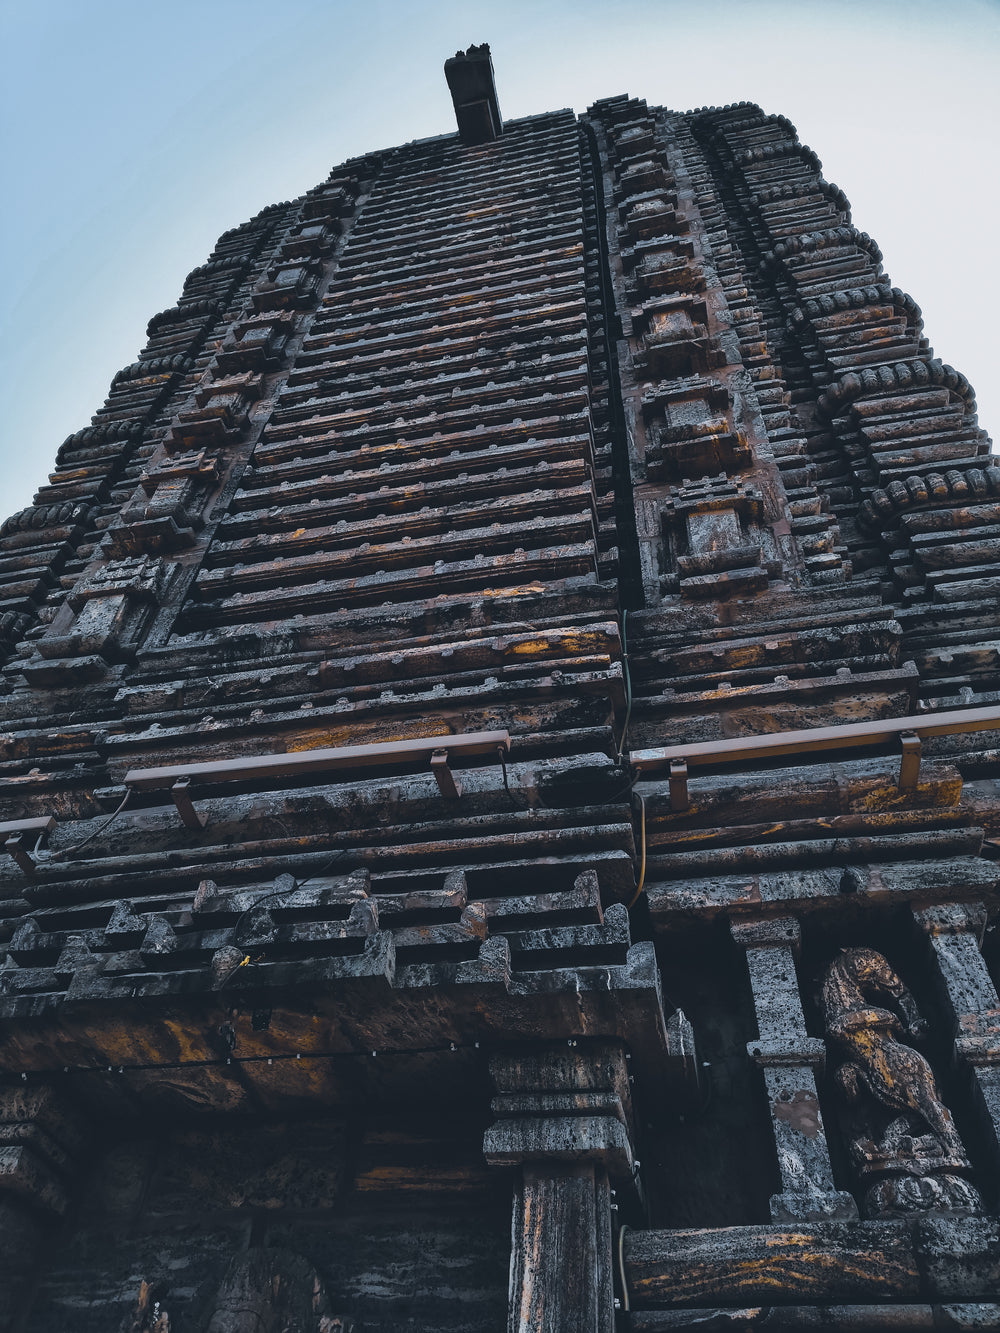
[483,1041,635,1333]
[914,901,1000,1167]
[0,1083,86,1330]
[731,917,858,1221]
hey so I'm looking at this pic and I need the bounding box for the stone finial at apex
[444,42,503,145]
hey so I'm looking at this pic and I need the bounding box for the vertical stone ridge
[687,105,1000,709]
[0,205,296,668]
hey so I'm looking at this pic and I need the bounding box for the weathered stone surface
[628,1307,1000,1330]
[0,59,996,1333]
[820,946,981,1218]
[623,1221,921,1306]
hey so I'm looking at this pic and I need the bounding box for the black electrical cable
[498,744,531,811]
[36,788,133,864]
[617,1223,631,1312]
[14,1035,494,1079]
[615,609,633,767]
[627,793,647,909]
[293,845,350,895]
[217,846,351,989]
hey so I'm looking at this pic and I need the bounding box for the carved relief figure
[820,947,981,1218]
[202,1249,351,1333]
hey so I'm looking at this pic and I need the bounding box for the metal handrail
[124,730,512,828]
[630,704,1000,811]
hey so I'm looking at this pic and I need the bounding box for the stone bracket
[483,1114,633,1177]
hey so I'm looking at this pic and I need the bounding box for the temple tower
[1,46,999,1332]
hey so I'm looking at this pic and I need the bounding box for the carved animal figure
[821,947,964,1158]
[821,946,925,1038]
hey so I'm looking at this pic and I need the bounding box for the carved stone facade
[821,946,982,1219]
[1,45,999,1331]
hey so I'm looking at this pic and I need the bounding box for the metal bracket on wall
[430,749,462,799]
[171,777,207,830]
[668,758,689,812]
[897,731,921,793]
[0,816,57,877]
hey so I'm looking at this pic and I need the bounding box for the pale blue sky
[2,0,998,516]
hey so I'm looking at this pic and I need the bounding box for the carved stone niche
[620,195,687,243]
[628,241,705,302]
[252,261,322,313]
[201,1248,351,1333]
[278,220,341,261]
[216,313,295,374]
[614,158,669,199]
[636,295,713,379]
[300,184,355,223]
[23,554,174,683]
[105,450,222,558]
[660,473,775,598]
[610,122,656,162]
[641,377,750,482]
[820,946,982,1219]
[164,373,262,453]
[124,1253,354,1332]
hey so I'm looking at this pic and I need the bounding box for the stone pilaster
[484,1041,634,1333]
[914,901,1000,1167]
[731,917,858,1221]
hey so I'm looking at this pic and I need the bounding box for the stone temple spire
[0,51,998,1333]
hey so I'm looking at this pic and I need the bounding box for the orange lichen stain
[283,721,452,752]
[257,1011,332,1049]
[49,467,93,484]
[482,582,547,598]
[161,1018,217,1063]
[291,528,306,538]
[95,1022,172,1065]
[97,1017,213,1068]
[559,631,611,652]
[509,638,558,657]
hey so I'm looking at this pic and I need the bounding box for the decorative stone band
[817,357,976,421]
[484,1042,637,1181]
[786,282,921,333]
[760,224,882,269]
[621,1216,1000,1312]
[859,463,1000,531]
[484,1114,633,1177]
[628,1305,1000,1331]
